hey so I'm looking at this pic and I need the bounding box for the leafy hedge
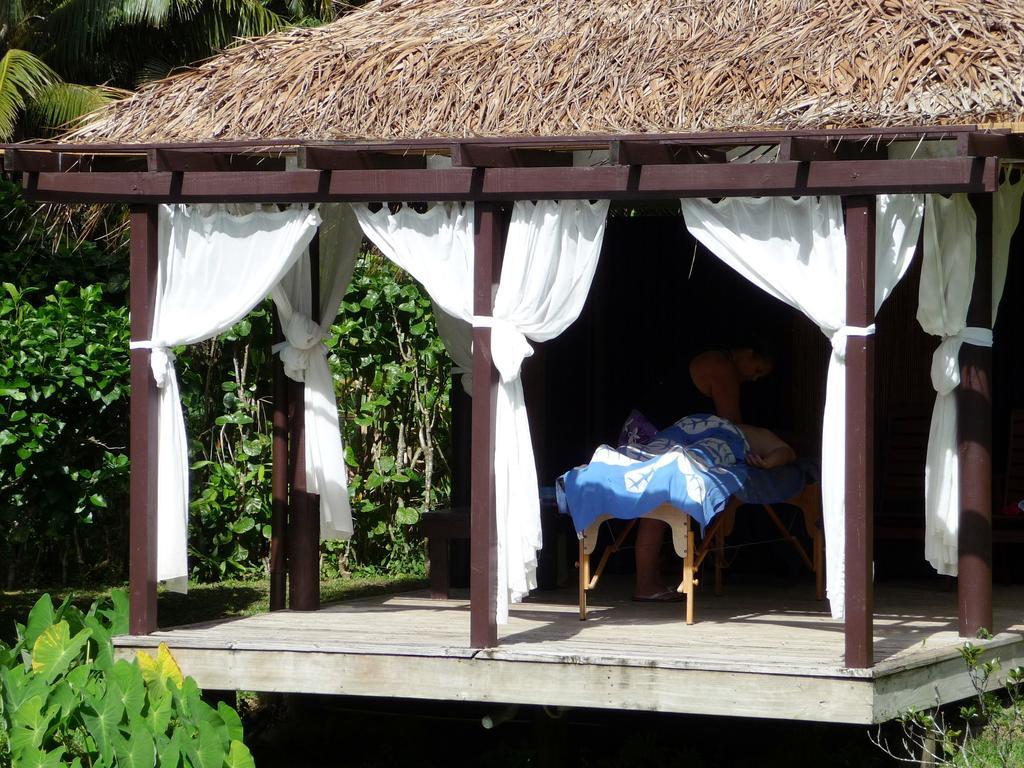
[0,591,253,767]
[0,181,450,587]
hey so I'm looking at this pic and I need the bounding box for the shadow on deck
[114,579,1024,724]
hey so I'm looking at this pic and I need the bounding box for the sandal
[632,589,684,603]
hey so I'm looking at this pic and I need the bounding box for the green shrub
[326,252,451,577]
[1,173,450,585]
[0,591,254,767]
[876,634,1024,766]
[0,280,130,588]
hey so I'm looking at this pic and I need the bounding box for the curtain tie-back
[272,315,327,383]
[471,314,534,383]
[827,324,876,363]
[129,340,176,388]
[931,326,994,394]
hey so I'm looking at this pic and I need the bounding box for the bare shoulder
[690,350,733,385]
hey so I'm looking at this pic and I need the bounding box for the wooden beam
[21,157,999,203]
[470,203,504,648]
[451,143,573,168]
[956,132,1024,159]
[778,137,886,162]
[148,149,286,172]
[844,195,876,669]
[300,146,427,170]
[610,140,726,165]
[5,125,988,157]
[288,234,321,612]
[128,206,160,635]
[5,149,147,172]
[958,192,994,637]
[270,312,289,611]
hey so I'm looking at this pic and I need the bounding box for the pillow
[618,409,659,446]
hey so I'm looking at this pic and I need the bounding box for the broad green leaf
[157,733,181,768]
[225,739,256,768]
[84,615,113,670]
[113,727,154,768]
[31,621,92,682]
[98,589,129,637]
[24,594,55,646]
[396,506,420,525]
[65,662,92,691]
[146,687,173,735]
[11,745,66,768]
[1,664,49,714]
[196,722,227,768]
[229,516,255,534]
[9,694,49,754]
[136,642,184,690]
[217,700,244,742]
[110,660,146,718]
[46,679,78,721]
[82,686,125,766]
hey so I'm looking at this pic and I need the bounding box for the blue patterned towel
[556,414,808,534]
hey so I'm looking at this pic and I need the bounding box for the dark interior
[449,197,1024,588]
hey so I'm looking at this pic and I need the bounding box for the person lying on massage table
[635,342,778,602]
[631,420,797,602]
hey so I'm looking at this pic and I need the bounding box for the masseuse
[633,345,776,602]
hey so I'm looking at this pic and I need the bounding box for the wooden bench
[421,507,470,599]
[422,499,570,599]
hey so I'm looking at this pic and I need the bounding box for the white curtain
[353,203,477,396]
[994,174,1024,324]
[271,203,362,540]
[681,194,923,619]
[134,204,321,591]
[355,199,609,622]
[921,175,1024,575]
[491,199,609,620]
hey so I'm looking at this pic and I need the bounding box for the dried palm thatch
[68,0,1024,143]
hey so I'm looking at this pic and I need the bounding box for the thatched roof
[69,0,1024,144]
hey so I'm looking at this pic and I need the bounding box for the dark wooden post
[844,196,876,669]
[958,193,994,637]
[269,312,289,611]
[470,203,503,648]
[128,206,160,635]
[288,233,321,611]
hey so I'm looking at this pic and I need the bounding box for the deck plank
[114,580,1024,724]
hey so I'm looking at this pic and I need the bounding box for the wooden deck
[114,579,1024,724]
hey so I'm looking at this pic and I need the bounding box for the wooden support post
[288,234,321,612]
[470,203,502,648]
[128,206,160,635]
[269,312,289,611]
[844,195,876,669]
[958,193,994,637]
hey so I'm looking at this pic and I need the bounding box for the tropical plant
[0,591,255,767]
[178,250,452,582]
[325,251,451,577]
[0,280,131,588]
[873,632,1024,766]
[0,4,123,140]
[1,0,343,140]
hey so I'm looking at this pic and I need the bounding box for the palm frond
[230,0,291,39]
[0,0,28,38]
[135,54,179,85]
[41,0,119,75]
[0,48,62,140]
[28,82,128,136]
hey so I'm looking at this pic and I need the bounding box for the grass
[0,574,426,644]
